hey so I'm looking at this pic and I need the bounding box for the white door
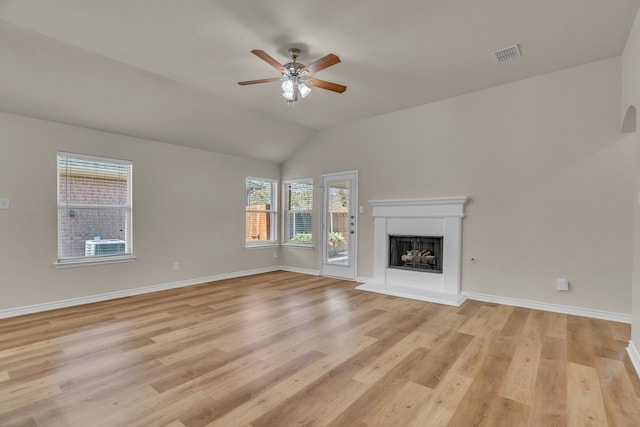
[321,171,358,280]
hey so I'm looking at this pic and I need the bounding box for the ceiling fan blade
[251,50,286,72]
[238,77,281,86]
[306,78,347,93]
[300,54,341,74]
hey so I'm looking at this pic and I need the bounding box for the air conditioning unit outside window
[85,239,126,256]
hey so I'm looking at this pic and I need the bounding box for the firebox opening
[389,235,443,274]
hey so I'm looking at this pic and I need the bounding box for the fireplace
[356,197,469,306]
[389,235,443,273]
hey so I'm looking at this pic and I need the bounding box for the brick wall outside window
[58,174,129,258]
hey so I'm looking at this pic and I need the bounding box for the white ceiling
[0,0,638,163]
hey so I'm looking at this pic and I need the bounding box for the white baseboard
[2,269,633,326]
[356,283,468,307]
[0,266,281,319]
[628,341,640,379]
[351,279,630,323]
[279,266,320,276]
[463,292,631,324]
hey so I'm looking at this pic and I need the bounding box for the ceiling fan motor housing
[284,49,305,76]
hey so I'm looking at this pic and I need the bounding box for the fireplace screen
[389,235,443,273]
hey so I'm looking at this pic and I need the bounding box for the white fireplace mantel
[357,197,469,306]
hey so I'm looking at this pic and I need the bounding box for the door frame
[320,170,358,280]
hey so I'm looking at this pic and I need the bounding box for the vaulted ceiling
[0,0,638,162]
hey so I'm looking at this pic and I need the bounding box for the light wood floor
[1,271,639,427]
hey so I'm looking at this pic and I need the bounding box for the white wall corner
[628,341,640,379]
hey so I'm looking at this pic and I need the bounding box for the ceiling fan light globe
[282,91,295,101]
[281,79,294,92]
[299,83,311,98]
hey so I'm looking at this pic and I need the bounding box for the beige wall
[0,112,280,310]
[623,8,640,347]
[283,57,635,314]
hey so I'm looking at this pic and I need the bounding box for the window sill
[282,243,315,249]
[54,254,136,268]
[245,242,278,249]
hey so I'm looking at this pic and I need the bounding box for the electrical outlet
[172,262,180,271]
[556,278,569,291]
[0,198,9,209]
[273,251,278,258]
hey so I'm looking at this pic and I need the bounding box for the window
[246,177,277,245]
[56,152,133,266]
[283,179,313,246]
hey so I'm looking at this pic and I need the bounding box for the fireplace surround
[356,197,469,306]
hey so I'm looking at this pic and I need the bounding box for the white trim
[58,151,132,166]
[356,282,468,306]
[0,266,280,319]
[282,243,315,249]
[54,254,136,268]
[368,197,470,207]
[627,341,640,379]
[244,242,278,249]
[463,292,632,323]
[279,266,321,276]
[369,197,469,218]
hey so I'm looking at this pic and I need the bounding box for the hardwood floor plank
[567,362,609,427]
[543,311,567,340]
[596,357,640,426]
[567,315,597,367]
[353,330,437,384]
[500,311,544,405]
[178,350,327,427]
[446,337,517,426]
[607,321,631,342]
[449,332,494,379]
[413,331,474,389]
[365,381,433,427]
[201,338,379,427]
[487,397,531,426]
[528,336,568,426]
[325,347,433,427]
[485,304,514,332]
[0,271,637,427]
[456,305,492,336]
[408,373,473,427]
[500,306,530,336]
[247,321,423,426]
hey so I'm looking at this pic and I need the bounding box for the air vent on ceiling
[491,44,521,63]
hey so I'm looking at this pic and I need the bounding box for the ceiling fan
[238,48,347,103]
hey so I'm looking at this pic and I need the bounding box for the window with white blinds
[57,152,133,265]
[283,179,313,246]
[246,177,277,245]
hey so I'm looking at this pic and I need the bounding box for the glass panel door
[321,171,357,280]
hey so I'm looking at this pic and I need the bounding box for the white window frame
[245,177,278,247]
[282,178,313,247]
[55,152,135,268]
